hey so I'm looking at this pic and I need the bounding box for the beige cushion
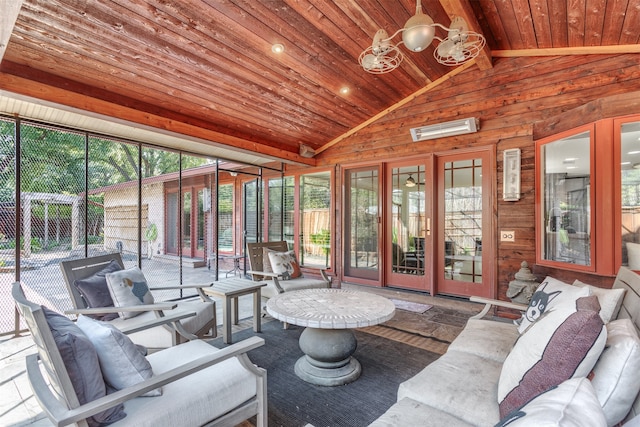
[368,397,474,427]
[496,378,606,427]
[113,340,257,427]
[591,319,640,426]
[574,279,626,323]
[499,295,607,419]
[106,267,154,319]
[447,318,519,363]
[110,298,214,349]
[518,276,590,334]
[398,350,503,426]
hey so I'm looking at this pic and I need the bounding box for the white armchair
[60,253,216,350]
[12,281,267,427]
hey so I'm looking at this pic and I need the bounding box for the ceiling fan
[358,1,486,74]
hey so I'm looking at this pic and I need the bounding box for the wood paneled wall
[316,53,640,305]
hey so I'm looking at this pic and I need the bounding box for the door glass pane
[267,178,284,242]
[166,192,178,253]
[345,169,378,279]
[391,166,425,275]
[444,159,483,282]
[282,177,294,247]
[300,172,331,268]
[541,131,591,265]
[244,179,263,246]
[218,184,233,252]
[622,122,640,268]
[197,189,205,252]
[183,191,191,251]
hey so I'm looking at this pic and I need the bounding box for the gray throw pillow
[42,307,126,427]
[73,259,122,321]
[76,315,161,396]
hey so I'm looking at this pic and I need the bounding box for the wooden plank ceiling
[0,0,638,164]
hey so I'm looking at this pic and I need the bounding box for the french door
[343,167,380,283]
[436,151,493,298]
[343,149,493,298]
[385,162,431,291]
[166,186,206,259]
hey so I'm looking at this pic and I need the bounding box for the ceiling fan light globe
[402,13,435,52]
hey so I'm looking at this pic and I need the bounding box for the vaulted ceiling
[1,0,639,165]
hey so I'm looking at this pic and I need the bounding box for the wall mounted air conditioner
[410,117,479,142]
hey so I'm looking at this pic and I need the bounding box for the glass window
[267,177,285,242]
[344,168,379,280]
[539,130,592,267]
[282,176,295,246]
[217,184,233,252]
[243,179,262,245]
[621,121,640,269]
[444,159,483,282]
[391,165,425,275]
[300,171,331,268]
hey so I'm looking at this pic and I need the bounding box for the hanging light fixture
[358,1,486,74]
[405,175,417,187]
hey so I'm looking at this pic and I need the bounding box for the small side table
[203,278,266,344]
[208,253,245,277]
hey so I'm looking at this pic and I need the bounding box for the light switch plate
[501,230,515,242]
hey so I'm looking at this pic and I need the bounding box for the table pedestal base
[295,327,361,386]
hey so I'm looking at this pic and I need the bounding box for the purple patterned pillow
[499,296,607,419]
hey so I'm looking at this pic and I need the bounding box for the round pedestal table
[266,288,395,386]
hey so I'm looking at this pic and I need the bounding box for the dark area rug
[211,320,440,427]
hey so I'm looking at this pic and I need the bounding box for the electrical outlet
[501,230,515,242]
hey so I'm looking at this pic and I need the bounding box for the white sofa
[370,267,640,427]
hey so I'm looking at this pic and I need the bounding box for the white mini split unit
[410,117,479,142]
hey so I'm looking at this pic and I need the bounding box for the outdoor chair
[60,253,216,350]
[12,281,267,427]
[392,242,422,274]
[246,241,330,302]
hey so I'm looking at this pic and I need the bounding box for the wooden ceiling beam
[493,45,640,57]
[0,0,23,62]
[438,0,493,71]
[0,72,316,166]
